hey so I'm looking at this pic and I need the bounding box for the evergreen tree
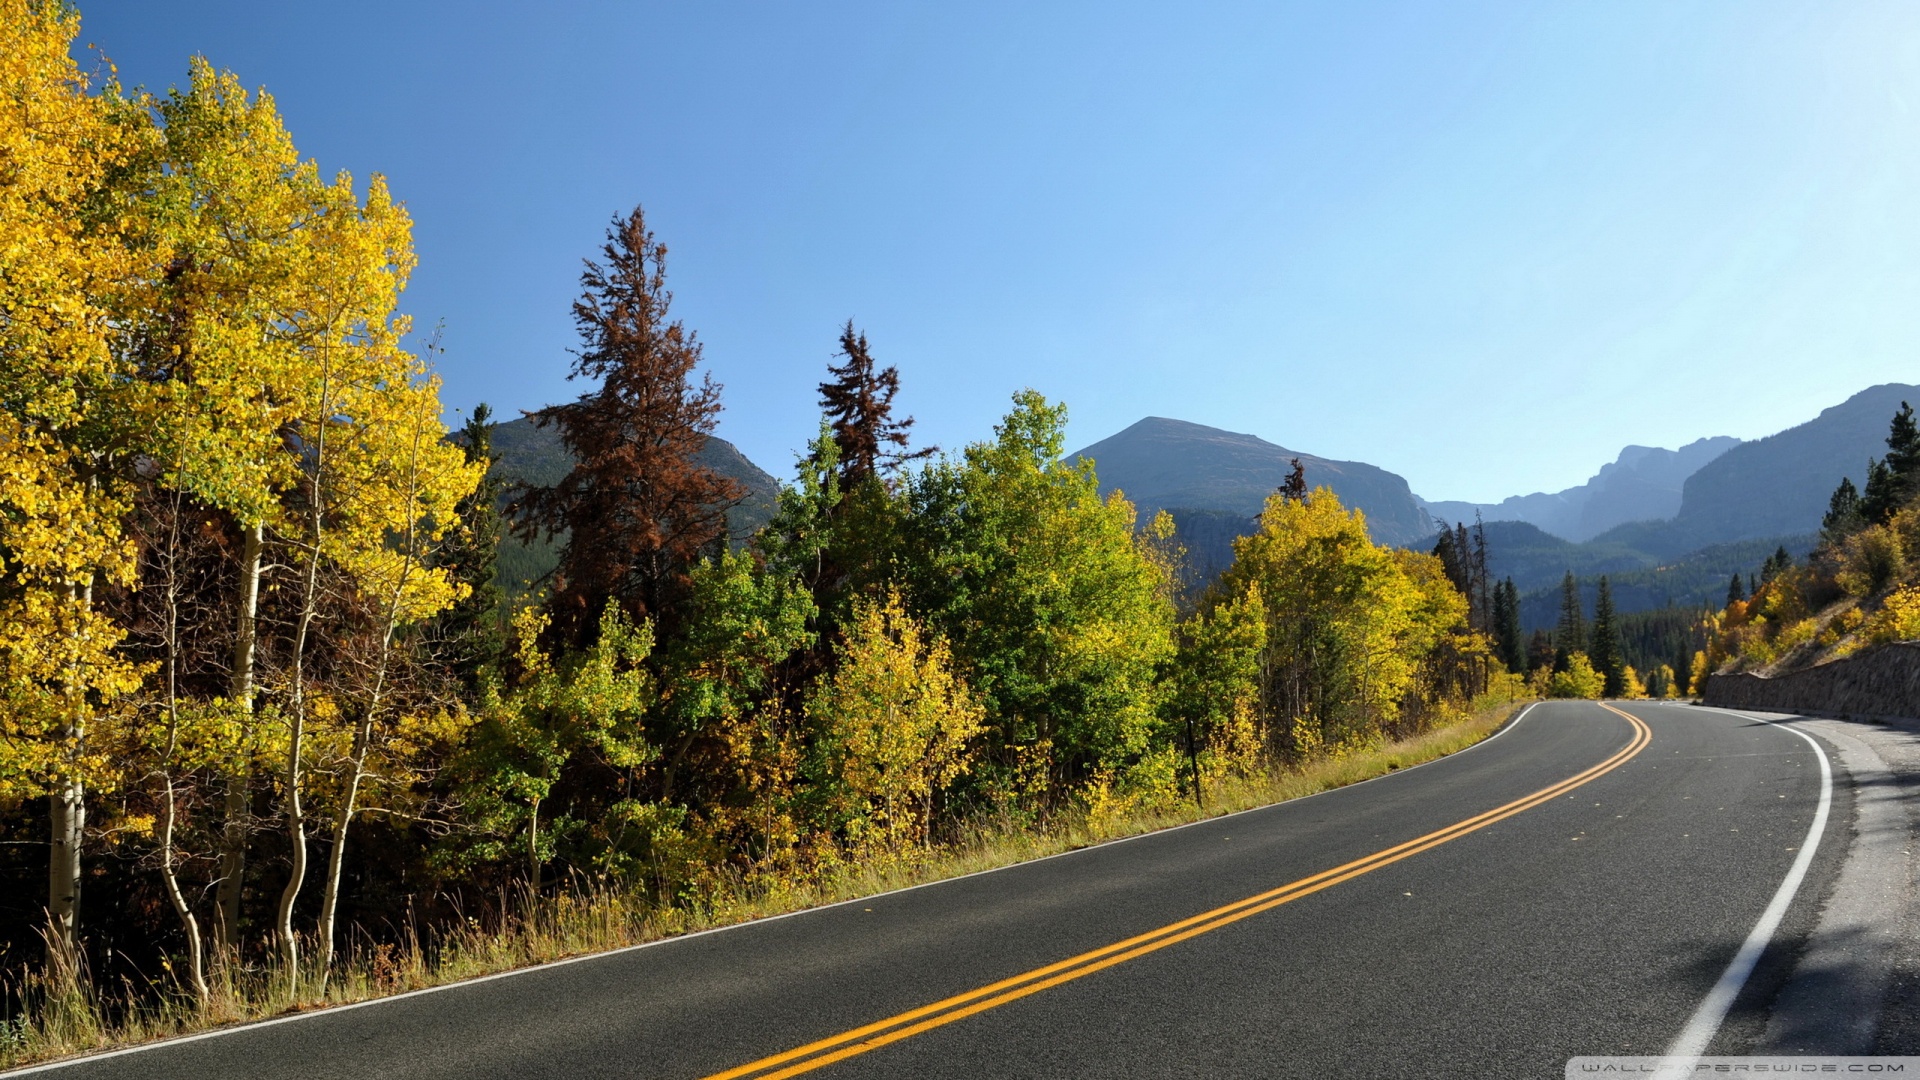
[520,206,743,647]
[817,320,932,489]
[1588,576,1623,698]
[1760,546,1791,585]
[1526,629,1555,673]
[1554,572,1585,658]
[1726,572,1745,607]
[1672,651,1692,697]
[1823,476,1863,538]
[1860,457,1896,524]
[1492,577,1524,674]
[432,403,508,693]
[1861,403,1920,522]
[1471,516,1492,635]
[1432,525,1467,595]
[1888,401,1920,484]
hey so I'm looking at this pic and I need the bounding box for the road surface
[20,700,1848,1079]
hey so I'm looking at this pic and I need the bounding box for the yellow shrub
[1861,586,1920,647]
[1619,665,1646,700]
[1548,653,1604,699]
[1839,525,1906,597]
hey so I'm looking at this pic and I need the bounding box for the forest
[0,4,1518,1058]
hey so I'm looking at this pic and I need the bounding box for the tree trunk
[215,520,262,955]
[527,798,541,894]
[160,774,209,1002]
[48,578,92,961]
[160,494,210,1001]
[276,541,319,999]
[47,771,83,955]
[315,693,379,991]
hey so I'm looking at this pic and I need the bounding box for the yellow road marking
[703,705,1652,1080]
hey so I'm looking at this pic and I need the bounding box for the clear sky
[74,2,1920,503]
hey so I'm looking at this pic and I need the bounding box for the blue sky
[76,2,1920,502]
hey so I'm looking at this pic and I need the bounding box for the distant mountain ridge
[1421,436,1740,543]
[1068,417,1431,547]
[486,414,780,534]
[480,415,781,594]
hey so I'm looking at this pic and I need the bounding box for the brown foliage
[519,207,742,646]
[817,321,932,488]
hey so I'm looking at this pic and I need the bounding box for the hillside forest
[0,6,1523,1045]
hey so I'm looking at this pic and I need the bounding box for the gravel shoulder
[1718,708,1920,1053]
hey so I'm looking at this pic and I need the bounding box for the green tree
[1492,578,1524,674]
[431,402,509,693]
[1554,572,1585,667]
[1861,403,1920,523]
[450,604,657,892]
[1166,584,1268,802]
[1588,577,1623,698]
[1823,476,1864,540]
[898,391,1175,797]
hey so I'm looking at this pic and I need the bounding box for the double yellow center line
[704,704,1652,1080]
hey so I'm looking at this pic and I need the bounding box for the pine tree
[1493,577,1524,674]
[1472,516,1493,635]
[1860,403,1920,522]
[1526,629,1555,674]
[1823,476,1863,538]
[1726,572,1745,607]
[817,321,932,489]
[1555,572,1585,659]
[1432,526,1466,594]
[432,402,508,693]
[1888,401,1920,486]
[1589,576,1623,698]
[521,207,743,647]
[1760,546,1791,585]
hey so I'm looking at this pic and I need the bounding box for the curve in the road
[1654,705,1834,1072]
[703,705,1652,1080]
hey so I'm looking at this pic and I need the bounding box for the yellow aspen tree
[0,0,149,957]
[135,60,327,951]
[807,589,984,851]
[314,351,481,983]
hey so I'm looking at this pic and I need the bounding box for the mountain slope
[1665,382,1918,546]
[483,415,781,593]
[1069,417,1431,547]
[1421,436,1739,543]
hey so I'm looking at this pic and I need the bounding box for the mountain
[1637,383,1920,552]
[1069,417,1432,547]
[1421,436,1739,543]
[482,415,781,593]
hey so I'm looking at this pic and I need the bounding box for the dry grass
[0,696,1526,1071]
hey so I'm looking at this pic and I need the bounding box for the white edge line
[3,700,1542,1076]
[1647,703,1835,1077]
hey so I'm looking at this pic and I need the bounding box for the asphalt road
[22,700,1847,1079]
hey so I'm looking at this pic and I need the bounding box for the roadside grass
[0,695,1527,1071]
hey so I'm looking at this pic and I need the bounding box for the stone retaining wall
[1704,641,1920,723]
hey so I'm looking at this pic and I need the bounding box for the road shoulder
[1740,713,1920,1053]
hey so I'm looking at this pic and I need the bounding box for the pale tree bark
[276,358,336,1000]
[47,578,91,962]
[316,410,431,988]
[156,490,210,1001]
[214,519,262,955]
[276,505,320,997]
